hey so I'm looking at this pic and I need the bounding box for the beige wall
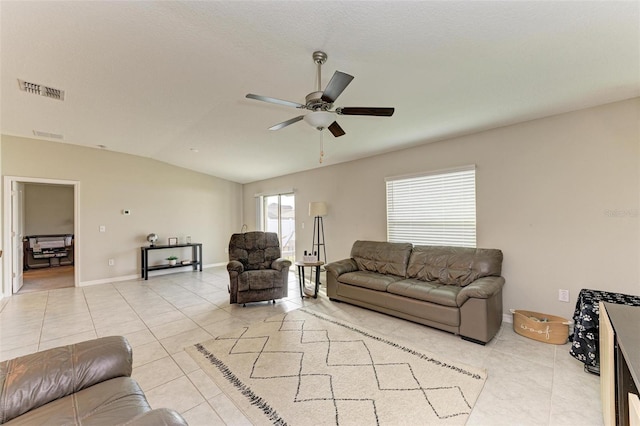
[24,183,74,235]
[243,98,640,319]
[1,136,243,284]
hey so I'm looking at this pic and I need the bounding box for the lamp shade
[309,201,328,217]
[303,111,334,129]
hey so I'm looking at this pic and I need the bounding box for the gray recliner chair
[227,231,292,306]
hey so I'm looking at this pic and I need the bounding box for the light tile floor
[0,267,602,425]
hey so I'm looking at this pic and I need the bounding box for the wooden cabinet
[600,302,640,426]
[630,393,640,426]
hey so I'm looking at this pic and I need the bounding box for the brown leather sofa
[227,231,292,306]
[0,336,188,425]
[325,241,505,344]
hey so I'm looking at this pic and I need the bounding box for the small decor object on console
[166,256,178,266]
[146,233,158,247]
[168,237,178,246]
[302,250,318,263]
[511,309,571,345]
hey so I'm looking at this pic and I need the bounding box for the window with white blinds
[386,166,476,247]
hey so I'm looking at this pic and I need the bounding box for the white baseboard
[503,312,513,324]
[204,262,226,268]
[79,262,226,287]
[80,274,139,287]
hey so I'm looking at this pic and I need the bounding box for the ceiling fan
[246,51,394,137]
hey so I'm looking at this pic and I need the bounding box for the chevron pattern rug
[186,309,487,425]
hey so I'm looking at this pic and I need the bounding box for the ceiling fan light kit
[245,51,395,139]
[303,111,335,130]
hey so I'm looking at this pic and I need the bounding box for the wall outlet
[558,289,570,302]
[99,225,106,232]
[108,259,115,266]
[224,247,229,254]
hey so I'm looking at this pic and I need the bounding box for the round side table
[294,260,324,298]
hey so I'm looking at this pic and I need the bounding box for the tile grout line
[116,275,235,419]
[36,291,50,351]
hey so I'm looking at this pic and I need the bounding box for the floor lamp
[309,201,327,284]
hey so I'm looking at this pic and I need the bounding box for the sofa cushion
[338,271,404,292]
[387,279,461,307]
[4,377,149,426]
[350,241,413,277]
[0,336,132,424]
[237,269,283,292]
[407,245,503,287]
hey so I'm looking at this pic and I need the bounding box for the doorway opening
[261,193,295,264]
[3,177,80,297]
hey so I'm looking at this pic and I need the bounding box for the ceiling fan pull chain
[319,131,324,164]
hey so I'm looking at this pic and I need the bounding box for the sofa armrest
[324,258,358,278]
[0,336,132,424]
[272,258,292,271]
[124,408,188,425]
[456,276,505,306]
[227,260,244,276]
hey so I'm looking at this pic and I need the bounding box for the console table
[140,243,202,280]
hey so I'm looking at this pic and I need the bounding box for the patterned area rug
[186,309,487,425]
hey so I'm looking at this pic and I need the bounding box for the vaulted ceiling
[1,1,639,183]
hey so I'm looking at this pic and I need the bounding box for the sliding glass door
[262,193,295,264]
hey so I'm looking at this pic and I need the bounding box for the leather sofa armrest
[124,408,188,425]
[272,258,292,271]
[325,258,358,278]
[227,260,244,276]
[0,336,132,424]
[456,276,505,306]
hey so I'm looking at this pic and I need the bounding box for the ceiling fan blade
[336,107,395,117]
[268,115,304,131]
[321,71,354,103]
[246,94,304,109]
[327,121,346,137]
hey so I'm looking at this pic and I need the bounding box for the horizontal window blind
[386,167,476,247]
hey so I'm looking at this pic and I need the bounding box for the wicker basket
[510,309,571,345]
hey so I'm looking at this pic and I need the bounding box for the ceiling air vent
[18,79,65,101]
[33,130,64,140]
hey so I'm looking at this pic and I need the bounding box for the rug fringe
[194,343,288,426]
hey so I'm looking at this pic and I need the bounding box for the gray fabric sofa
[0,336,187,425]
[325,241,505,344]
[227,231,292,306]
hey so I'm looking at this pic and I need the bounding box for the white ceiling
[1,1,639,184]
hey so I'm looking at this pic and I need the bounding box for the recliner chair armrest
[272,258,292,271]
[227,260,244,276]
[124,408,188,425]
[456,276,505,306]
[0,336,132,424]
[325,258,359,278]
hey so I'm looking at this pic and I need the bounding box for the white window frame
[385,165,476,248]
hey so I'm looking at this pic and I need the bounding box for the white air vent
[33,130,64,140]
[18,79,65,101]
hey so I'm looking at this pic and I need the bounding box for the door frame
[2,176,80,297]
